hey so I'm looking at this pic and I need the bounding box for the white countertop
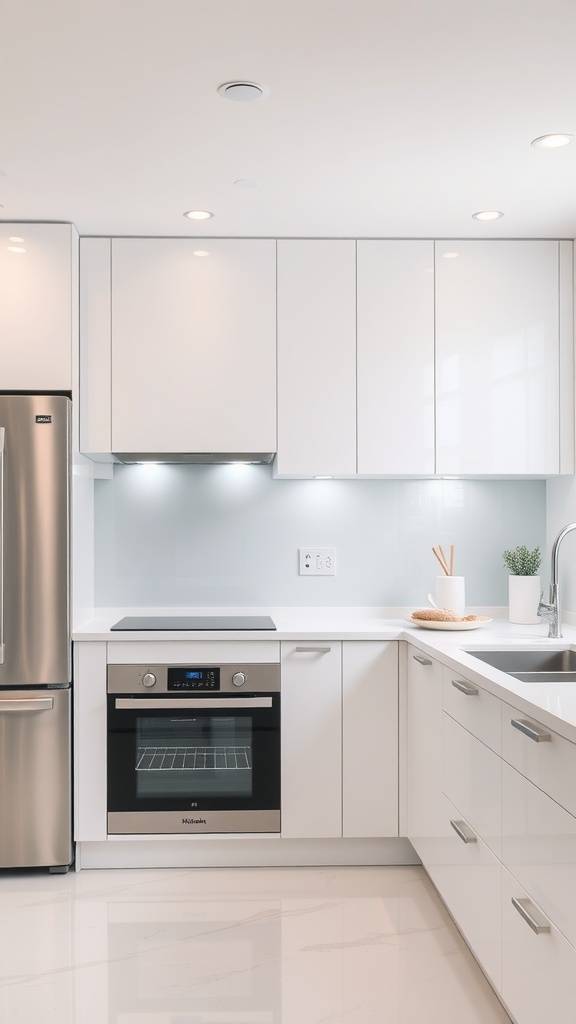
[73,605,576,743]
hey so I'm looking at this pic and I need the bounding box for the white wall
[93,465,545,608]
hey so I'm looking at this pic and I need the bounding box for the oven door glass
[108,694,280,813]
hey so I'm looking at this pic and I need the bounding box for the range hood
[112,451,275,465]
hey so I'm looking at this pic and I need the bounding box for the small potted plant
[502,545,542,624]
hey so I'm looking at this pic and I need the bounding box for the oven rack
[136,745,251,771]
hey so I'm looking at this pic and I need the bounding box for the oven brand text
[182,817,207,825]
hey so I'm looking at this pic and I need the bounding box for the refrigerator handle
[0,426,4,665]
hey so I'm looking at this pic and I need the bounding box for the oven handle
[114,697,274,710]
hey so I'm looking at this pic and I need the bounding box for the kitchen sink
[464,648,576,682]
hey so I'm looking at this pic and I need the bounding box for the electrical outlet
[299,548,336,575]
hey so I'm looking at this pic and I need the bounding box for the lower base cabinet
[426,795,501,990]
[502,867,576,1024]
[281,640,398,839]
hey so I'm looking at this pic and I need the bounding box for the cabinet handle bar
[511,897,550,934]
[449,818,477,844]
[412,655,432,665]
[511,718,551,743]
[451,679,478,696]
[294,646,331,654]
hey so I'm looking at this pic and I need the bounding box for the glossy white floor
[0,864,512,1024]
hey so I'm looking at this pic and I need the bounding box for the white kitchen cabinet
[357,240,435,475]
[342,641,398,837]
[442,712,502,858]
[502,760,576,951]
[0,222,77,391]
[280,641,342,838]
[426,794,502,989]
[435,239,574,475]
[501,866,576,1024]
[501,700,576,818]
[74,642,108,842]
[81,237,276,456]
[403,646,446,861]
[275,240,357,477]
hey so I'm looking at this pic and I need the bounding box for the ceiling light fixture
[472,210,504,221]
[193,250,210,257]
[218,81,269,102]
[7,246,26,253]
[184,210,213,220]
[531,133,574,149]
[8,235,25,242]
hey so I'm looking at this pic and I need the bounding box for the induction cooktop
[110,615,277,631]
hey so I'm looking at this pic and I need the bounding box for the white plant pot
[508,575,541,624]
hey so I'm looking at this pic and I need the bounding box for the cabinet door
[502,866,576,1024]
[110,238,276,454]
[443,712,501,857]
[426,795,502,990]
[357,240,434,474]
[275,240,356,477]
[342,641,398,837]
[435,240,561,475]
[0,223,75,390]
[281,641,342,838]
[403,647,446,861]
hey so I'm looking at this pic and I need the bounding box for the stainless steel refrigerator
[0,394,72,870]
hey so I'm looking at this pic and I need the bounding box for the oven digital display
[167,667,220,691]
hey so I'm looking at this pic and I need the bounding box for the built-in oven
[107,662,280,834]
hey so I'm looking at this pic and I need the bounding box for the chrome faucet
[537,522,576,638]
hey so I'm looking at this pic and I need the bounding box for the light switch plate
[299,548,336,575]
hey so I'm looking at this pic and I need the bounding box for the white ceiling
[2,0,576,238]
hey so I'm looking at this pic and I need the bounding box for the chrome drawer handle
[0,697,54,712]
[412,655,432,665]
[511,897,550,935]
[451,679,478,696]
[294,646,331,653]
[450,818,477,844]
[511,718,551,743]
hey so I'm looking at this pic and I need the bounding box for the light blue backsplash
[94,465,546,607]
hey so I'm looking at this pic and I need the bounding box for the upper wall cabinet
[435,240,574,476]
[0,223,77,391]
[276,240,357,477]
[357,240,435,475]
[80,238,276,457]
[275,239,435,477]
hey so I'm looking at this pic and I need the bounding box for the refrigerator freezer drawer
[0,686,72,869]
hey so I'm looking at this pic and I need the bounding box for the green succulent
[502,545,541,576]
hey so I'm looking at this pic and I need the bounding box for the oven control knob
[142,672,157,688]
[232,671,246,688]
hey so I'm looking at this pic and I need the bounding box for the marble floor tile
[0,864,511,1024]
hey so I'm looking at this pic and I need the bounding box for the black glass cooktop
[110,615,277,631]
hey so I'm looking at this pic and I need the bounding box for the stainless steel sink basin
[464,648,576,682]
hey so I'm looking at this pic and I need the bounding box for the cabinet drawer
[502,866,576,1024]
[425,795,501,989]
[442,712,501,857]
[502,761,576,949]
[442,666,501,753]
[502,702,576,817]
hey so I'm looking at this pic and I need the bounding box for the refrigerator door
[0,395,70,685]
[0,686,71,868]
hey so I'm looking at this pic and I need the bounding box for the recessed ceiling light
[472,210,504,221]
[531,133,574,149]
[233,178,262,189]
[442,251,460,259]
[183,210,213,220]
[193,250,210,256]
[218,81,269,102]
[7,246,26,253]
[8,235,25,242]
